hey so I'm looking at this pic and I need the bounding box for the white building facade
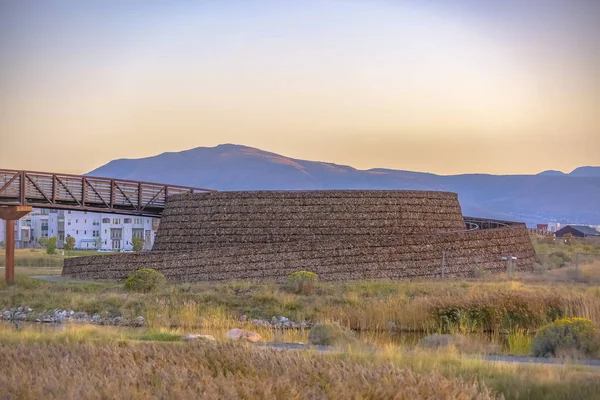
[0,209,158,251]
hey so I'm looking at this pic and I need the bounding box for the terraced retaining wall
[62,190,536,282]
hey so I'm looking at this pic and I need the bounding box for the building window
[76,230,79,235]
[75,219,78,224]
[84,219,87,224]
[84,231,87,235]
[68,220,71,226]
[124,218,132,224]
[102,218,110,224]
[68,211,71,214]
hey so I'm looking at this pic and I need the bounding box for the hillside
[89,144,600,225]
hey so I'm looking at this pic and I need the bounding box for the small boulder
[226,328,262,343]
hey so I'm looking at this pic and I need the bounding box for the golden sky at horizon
[0,0,598,175]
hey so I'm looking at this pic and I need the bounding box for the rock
[239,315,248,322]
[135,316,145,326]
[183,334,216,342]
[226,328,262,343]
[279,316,289,323]
[270,316,278,324]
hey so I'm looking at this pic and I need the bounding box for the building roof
[564,225,600,236]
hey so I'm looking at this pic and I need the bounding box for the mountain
[537,170,566,177]
[88,144,600,226]
[569,166,600,177]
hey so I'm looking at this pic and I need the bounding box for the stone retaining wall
[153,191,466,250]
[63,190,535,282]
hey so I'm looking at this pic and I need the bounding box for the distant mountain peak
[538,170,566,176]
[569,166,600,177]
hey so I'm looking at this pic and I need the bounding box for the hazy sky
[0,0,598,175]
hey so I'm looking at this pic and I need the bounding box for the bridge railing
[0,169,215,216]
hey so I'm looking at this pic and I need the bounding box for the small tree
[38,237,49,248]
[132,237,145,252]
[46,237,57,255]
[93,237,102,250]
[64,235,76,255]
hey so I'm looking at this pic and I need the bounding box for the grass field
[1,240,599,399]
[0,248,117,267]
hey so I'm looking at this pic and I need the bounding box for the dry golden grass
[0,341,496,400]
[2,271,600,335]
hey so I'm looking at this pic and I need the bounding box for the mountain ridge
[88,144,600,226]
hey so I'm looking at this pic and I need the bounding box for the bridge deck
[0,169,215,217]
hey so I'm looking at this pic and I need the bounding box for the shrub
[550,251,571,266]
[46,237,57,255]
[532,318,600,358]
[124,269,166,293]
[308,322,356,346]
[287,270,318,294]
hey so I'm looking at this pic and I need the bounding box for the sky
[0,0,598,175]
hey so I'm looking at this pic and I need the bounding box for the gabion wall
[63,190,536,282]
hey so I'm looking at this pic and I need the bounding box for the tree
[64,235,76,254]
[46,237,57,255]
[132,237,145,252]
[38,237,49,248]
[93,237,102,250]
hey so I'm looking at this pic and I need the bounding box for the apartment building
[0,209,157,251]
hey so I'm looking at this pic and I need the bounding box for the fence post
[441,251,445,279]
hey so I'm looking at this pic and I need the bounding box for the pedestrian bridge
[0,168,216,284]
[0,168,215,217]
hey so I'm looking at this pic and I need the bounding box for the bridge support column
[0,206,32,285]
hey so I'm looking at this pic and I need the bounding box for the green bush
[124,269,166,293]
[46,237,57,255]
[308,322,356,346]
[532,318,600,358]
[550,251,571,266]
[287,270,318,294]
